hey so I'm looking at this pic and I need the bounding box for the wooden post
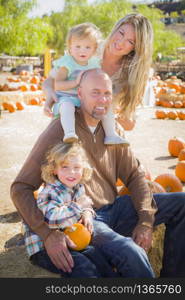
[44,48,51,77]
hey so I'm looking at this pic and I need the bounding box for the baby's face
[69,37,96,65]
[54,155,83,188]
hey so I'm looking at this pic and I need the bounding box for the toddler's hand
[76,195,93,209]
[79,211,93,234]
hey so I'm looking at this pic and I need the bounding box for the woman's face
[108,23,136,57]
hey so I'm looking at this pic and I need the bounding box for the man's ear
[77,86,82,100]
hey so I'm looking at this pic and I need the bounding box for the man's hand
[132,224,153,252]
[44,230,76,272]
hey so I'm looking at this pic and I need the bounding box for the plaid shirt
[24,180,86,257]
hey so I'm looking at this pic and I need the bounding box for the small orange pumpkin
[116,178,124,187]
[30,84,38,91]
[175,161,185,182]
[20,83,29,92]
[64,223,91,251]
[167,111,177,120]
[28,97,40,105]
[30,76,40,84]
[16,102,24,110]
[178,149,185,161]
[7,102,16,113]
[177,111,185,120]
[155,110,166,119]
[118,185,130,196]
[168,137,185,157]
[174,101,183,108]
[154,173,183,192]
[2,102,9,110]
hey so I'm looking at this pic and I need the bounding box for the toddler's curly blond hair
[41,142,92,184]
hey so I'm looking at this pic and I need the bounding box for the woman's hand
[43,92,58,118]
[44,230,76,272]
[116,115,136,131]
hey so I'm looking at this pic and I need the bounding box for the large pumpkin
[178,149,185,161]
[175,161,185,182]
[64,223,91,251]
[154,173,183,192]
[168,137,185,157]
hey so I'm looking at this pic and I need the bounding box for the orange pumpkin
[28,97,40,105]
[20,83,29,92]
[155,110,166,119]
[175,161,185,182]
[30,76,40,84]
[177,111,185,120]
[178,149,185,161]
[2,102,9,110]
[16,102,24,110]
[154,173,183,192]
[30,84,38,91]
[7,102,16,113]
[118,185,130,196]
[174,101,183,108]
[168,137,185,157]
[167,111,177,120]
[64,223,91,251]
[116,178,124,187]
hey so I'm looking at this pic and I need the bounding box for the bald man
[11,69,185,277]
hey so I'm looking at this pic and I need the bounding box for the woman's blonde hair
[41,142,92,184]
[106,13,153,117]
[66,22,102,54]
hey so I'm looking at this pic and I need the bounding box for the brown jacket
[10,109,157,240]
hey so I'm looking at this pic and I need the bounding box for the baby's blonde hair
[106,13,153,117]
[41,142,92,184]
[66,22,102,54]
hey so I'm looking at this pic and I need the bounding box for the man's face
[78,72,112,126]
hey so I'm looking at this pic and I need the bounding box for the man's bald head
[80,68,111,87]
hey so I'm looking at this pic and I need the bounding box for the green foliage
[0,0,52,55]
[0,0,184,59]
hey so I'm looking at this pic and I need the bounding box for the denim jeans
[31,245,118,278]
[93,192,185,278]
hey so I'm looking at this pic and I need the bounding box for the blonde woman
[23,142,117,277]
[43,13,153,130]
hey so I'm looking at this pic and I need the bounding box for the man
[11,69,185,277]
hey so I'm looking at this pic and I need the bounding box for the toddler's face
[54,155,83,188]
[69,37,96,65]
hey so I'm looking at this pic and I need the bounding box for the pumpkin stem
[166,186,171,192]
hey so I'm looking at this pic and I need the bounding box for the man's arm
[117,146,157,251]
[10,118,63,240]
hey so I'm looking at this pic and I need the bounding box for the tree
[0,0,52,55]
[47,0,184,59]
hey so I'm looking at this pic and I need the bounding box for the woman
[43,13,153,130]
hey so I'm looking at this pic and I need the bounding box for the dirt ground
[0,102,185,278]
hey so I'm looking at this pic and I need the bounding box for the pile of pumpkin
[116,137,185,197]
[1,96,45,113]
[0,70,45,93]
[154,76,185,120]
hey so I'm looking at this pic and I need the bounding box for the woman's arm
[42,75,58,117]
